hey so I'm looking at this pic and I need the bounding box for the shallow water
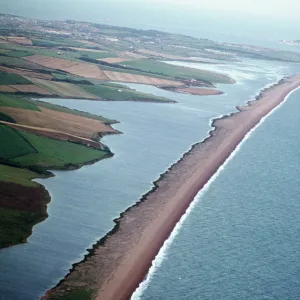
[0,58,297,299]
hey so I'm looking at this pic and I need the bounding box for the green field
[81,83,171,102]
[13,130,109,168]
[0,125,37,160]
[0,164,39,187]
[0,71,30,85]
[0,94,39,110]
[0,206,45,249]
[0,123,109,169]
[124,59,232,83]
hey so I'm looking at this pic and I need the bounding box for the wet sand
[44,75,300,300]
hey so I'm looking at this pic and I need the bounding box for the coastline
[0,107,120,249]
[43,74,300,300]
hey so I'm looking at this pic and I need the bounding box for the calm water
[0,59,298,300]
[136,86,300,300]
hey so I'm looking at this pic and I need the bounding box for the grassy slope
[81,83,172,102]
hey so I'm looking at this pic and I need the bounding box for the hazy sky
[138,0,299,20]
[0,0,299,45]
[1,0,299,21]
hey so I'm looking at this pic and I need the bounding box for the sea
[1,3,300,300]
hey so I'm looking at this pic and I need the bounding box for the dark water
[135,86,300,299]
[0,59,298,300]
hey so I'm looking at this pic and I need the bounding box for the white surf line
[131,85,300,300]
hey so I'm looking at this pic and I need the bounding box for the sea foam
[131,85,300,300]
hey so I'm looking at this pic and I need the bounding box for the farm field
[0,66,53,80]
[0,106,118,139]
[0,94,39,110]
[13,130,109,168]
[27,77,99,99]
[6,36,33,45]
[24,54,184,86]
[0,56,48,70]
[24,54,109,80]
[0,86,17,92]
[33,100,117,123]
[0,71,31,85]
[10,84,54,95]
[0,122,110,170]
[0,124,36,160]
[1,121,107,150]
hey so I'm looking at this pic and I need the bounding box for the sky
[0,0,299,46]
[139,0,300,20]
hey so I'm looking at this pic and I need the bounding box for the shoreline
[43,74,300,300]
[0,107,120,249]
